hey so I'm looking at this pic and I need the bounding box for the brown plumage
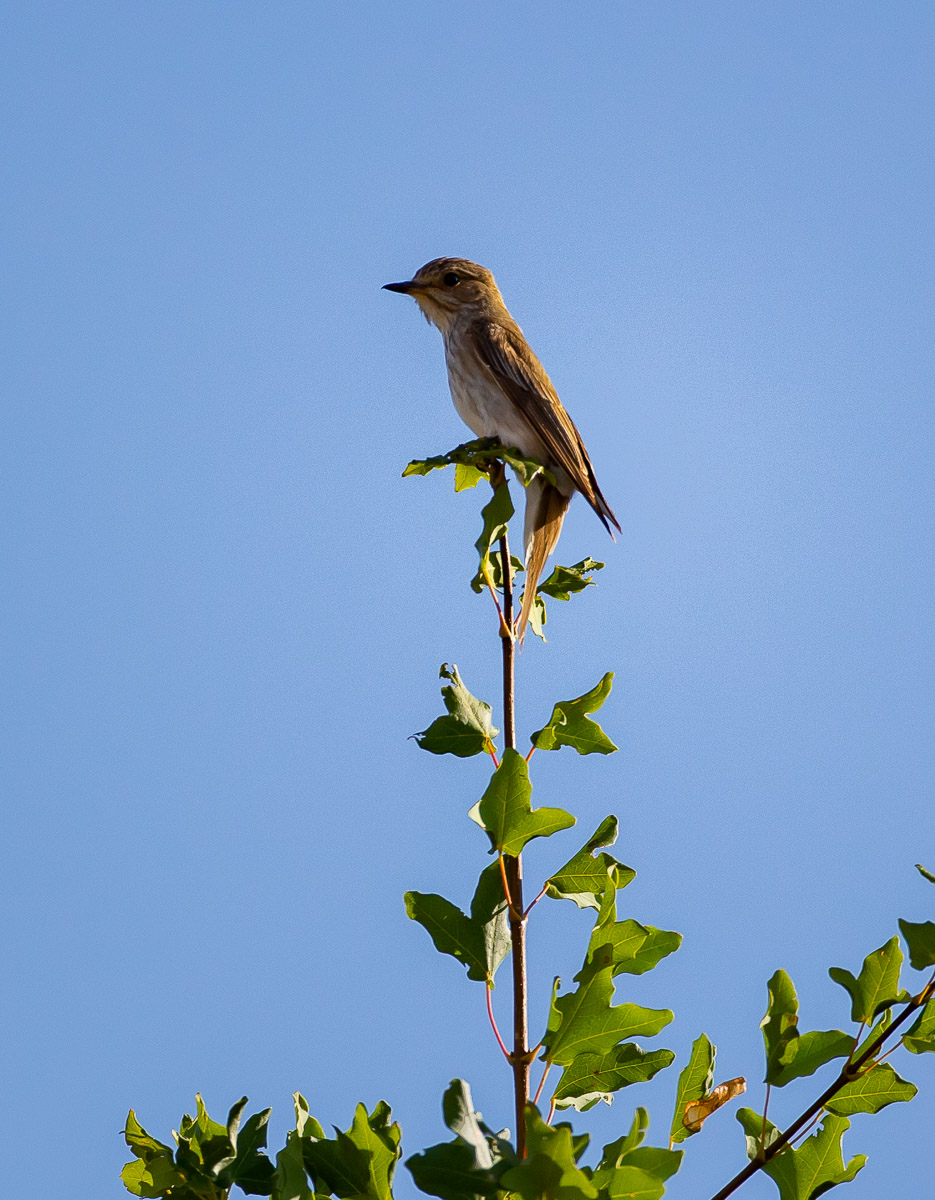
[384,257,620,640]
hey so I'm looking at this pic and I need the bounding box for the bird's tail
[517,478,570,644]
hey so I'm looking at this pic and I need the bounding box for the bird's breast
[444,329,547,460]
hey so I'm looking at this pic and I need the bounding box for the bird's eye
[443,272,460,287]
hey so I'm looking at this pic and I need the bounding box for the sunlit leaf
[546,817,634,912]
[774,1030,853,1086]
[469,750,575,857]
[302,1102,401,1200]
[917,864,935,885]
[532,674,618,755]
[414,664,498,758]
[552,1044,675,1111]
[829,937,909,1024]
[736,1110,866,1200]
[499,1106,597,1200]
[825,1063,917,1116]
[404,438,555,489]
[543,955,673,1067]
[537,559,605,601]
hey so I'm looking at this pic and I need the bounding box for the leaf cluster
[123,1095,402,1200]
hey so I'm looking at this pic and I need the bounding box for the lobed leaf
[829,937,908,1024]
[761,970,799,1085]
[469,750,575,857]
[302,1102,401,1200]
[552,1044,675,1111]
[596,1109,650,1166]
[414,664,498,758]
[825,1062,917,1116]
[898,918,935,970]
[499,1106,597,1200]
[543,956,673,1068]
[774,1030,853,1086]
[546,816,635,912]
[537,558,605,601]
[532,674,618,755]
[403,438,555,489]
[903,998,935,1054]
[406,1080,513,1200]
[404,862,509,985]
[591,1113,682,1200]
[736,1110,865,1200]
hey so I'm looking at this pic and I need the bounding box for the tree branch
[708,973,935,1200]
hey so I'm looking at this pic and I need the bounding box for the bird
[384,257,620,641]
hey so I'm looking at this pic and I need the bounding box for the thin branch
[497,853,520,919]
[532,1062,552,1106]
[491,468,530,1159]
[524,884,549,919]
[486,985,510,1060]
[707,972,935,1200]
[759,1084,771,1159]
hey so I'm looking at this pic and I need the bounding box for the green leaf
[273,1134,314,1200]
[735,1108,782,1163]
[825,1062,917,1116]
[589,1165,665,1200]
[414,664,498,758]
[916,864,935,885]
[120,1156,189,1199]
[596,1109,650,1165]
[736,1110,866,1200]
[537,559,605,601]
[903,998,935,1054]
[591,922,681,978]
[230,1107,276,1194]
[469,749,575,857]
[474,484,514,586]
[774,1030,854,1086]
[404,438,555,489]
[405,863,509,985]
[898,918,935,970]
[552,1044,675,1111]
[531,674,618,755]
[543,956,673,1067]
[829,937,908,1023]
[546,817,635,912]
[761,970,800,1085]
[499,1106,597,1200]
[455,463,486,491]
[527,592,548,642]
[302,1102,401,1200]
[406,1081,513,1200]
[470,551,525,596]
[669,1034,715,1145]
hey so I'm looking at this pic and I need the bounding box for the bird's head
[383,258,503,332]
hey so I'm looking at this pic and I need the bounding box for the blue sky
[2,3,933,1197]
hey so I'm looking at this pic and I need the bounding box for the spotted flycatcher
[384,257,620,640]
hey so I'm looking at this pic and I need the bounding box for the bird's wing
[470,319,620,533]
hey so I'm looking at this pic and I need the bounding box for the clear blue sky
[2,3,933,1197]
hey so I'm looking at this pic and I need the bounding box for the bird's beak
[383,280,418,294]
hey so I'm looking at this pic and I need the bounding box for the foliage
[122,448,933,1200]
